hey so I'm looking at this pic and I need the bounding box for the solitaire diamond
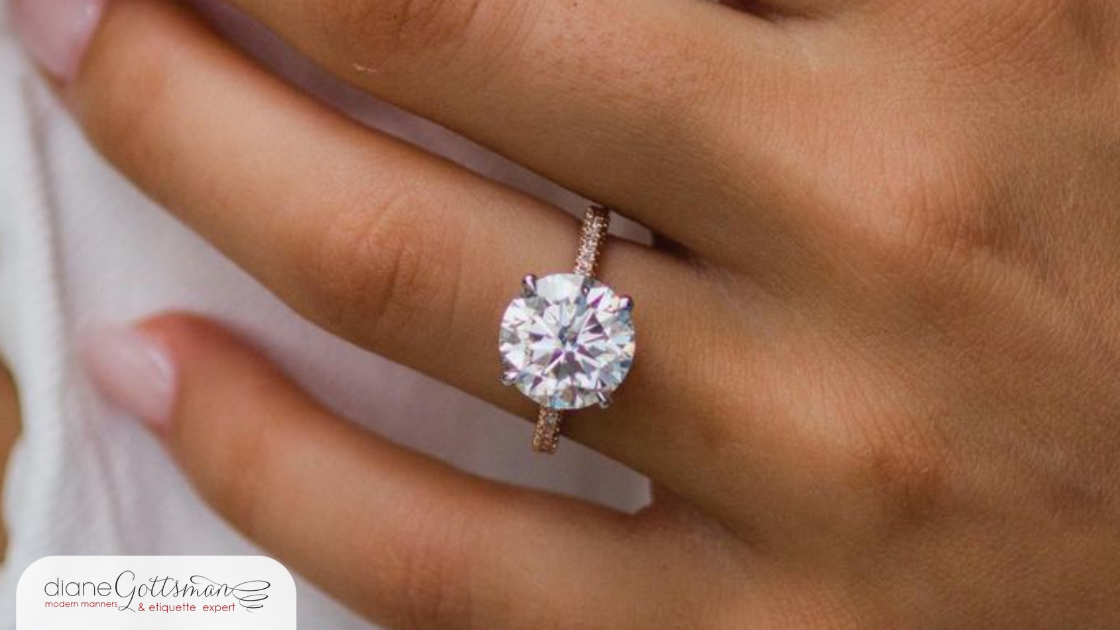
[499,273,636,410]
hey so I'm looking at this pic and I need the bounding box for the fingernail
[13,0,107,81]
[82,325,178,429]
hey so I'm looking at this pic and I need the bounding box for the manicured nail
[13,0,107,81]
[82,325,178,429]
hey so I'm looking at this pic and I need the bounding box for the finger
[210,0,810,253]
[0,363,18,559]
[91,314,705,630]
[63,0,726,482]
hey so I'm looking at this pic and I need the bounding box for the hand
[25,0,1120,626]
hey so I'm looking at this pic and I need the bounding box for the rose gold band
[532,407,564,453]
[574,204,611,277]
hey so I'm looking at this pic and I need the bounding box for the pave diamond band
[533,408,564,454]
[574,204,610,276]
[499,205,637,454]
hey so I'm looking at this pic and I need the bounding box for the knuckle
[313,0,490,72]
[171,369,280,537]
[824,144,1003,276]
[957,0,1115,72]
[882,187,992,271]
[843,414,952,534]
[302,184,453,347]
[196,413,270,537]
[893,0,1120,112]
[394,501,478,630]
[78,26,178,172]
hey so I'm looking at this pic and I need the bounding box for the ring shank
[574,204,611,277]
[532,408,564,454]
[532,205,612,454]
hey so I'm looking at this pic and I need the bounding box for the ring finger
[63,0,739,485]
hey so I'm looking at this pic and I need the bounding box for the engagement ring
[498,205,637,454]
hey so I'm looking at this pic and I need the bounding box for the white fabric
[0,3,648,626]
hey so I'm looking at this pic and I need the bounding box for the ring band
[533,408,564,454]
[499,205,637,454]
[574,203,611,277]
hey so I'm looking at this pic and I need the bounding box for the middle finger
[209,0,808,254]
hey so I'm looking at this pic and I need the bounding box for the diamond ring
[498,205,637,454]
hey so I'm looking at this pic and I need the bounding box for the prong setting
[501,370,519,386]
[521,274,538,298]
[618,296,634,312]
[597,392,613,409]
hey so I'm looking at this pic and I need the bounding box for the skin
[42,0,1120,626]
[0,366,19,562]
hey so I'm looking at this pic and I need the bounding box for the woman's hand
[22,0,1120,626]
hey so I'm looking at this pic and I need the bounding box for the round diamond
[499,273,636,410]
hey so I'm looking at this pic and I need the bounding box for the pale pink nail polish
[82,326,178,429]
[13,0,107,81]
